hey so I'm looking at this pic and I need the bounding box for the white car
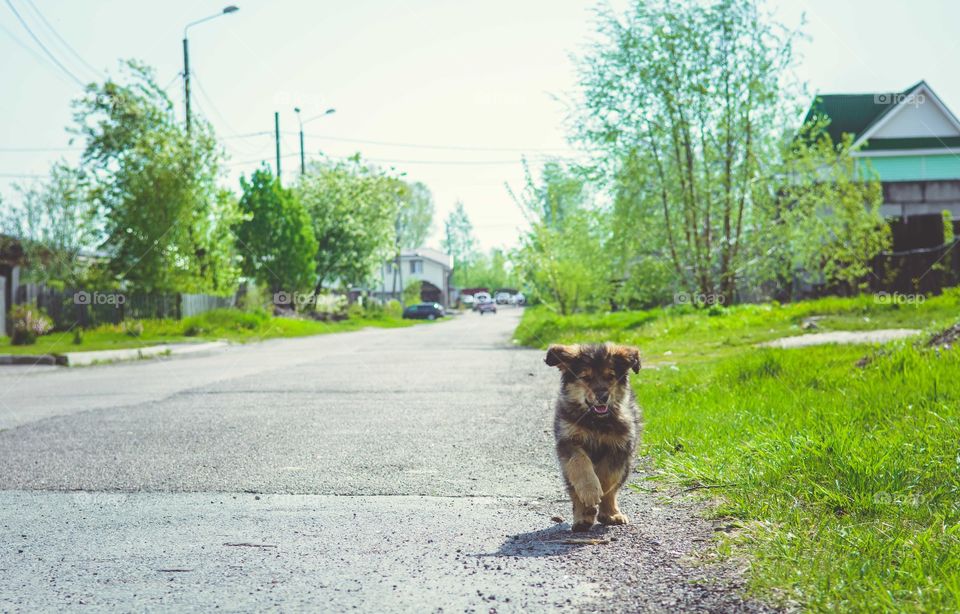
[495,292,512,305]
[511,293,526,305]
[461,294,476,306]
[471,292,492,312]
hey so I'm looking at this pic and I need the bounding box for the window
[409,259,423,274]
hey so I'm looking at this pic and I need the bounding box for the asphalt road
[0,309,765,612]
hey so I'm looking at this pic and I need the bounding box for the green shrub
[181,308,270,336]
[238,283,270,312]
[121,320,144,337]
[313,293,347,317]
[402,280,421,307]
[384,299,402,319]
[346,302,365,320]
[351,299,401,321]
[10,303,54,345]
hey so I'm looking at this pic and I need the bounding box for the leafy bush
[614,257,677,310]
[346,302,365,320]
[10,303,54,345]
[182,308,270,336]
[348,297,404,321]
[313,293,347,317]
[121,320,144,337]
[237,283,270,312]
[384,299,402,319]
[402,280,421,307]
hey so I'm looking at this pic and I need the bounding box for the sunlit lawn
[0,308,419,356]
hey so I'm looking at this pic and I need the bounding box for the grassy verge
[0,308,418,356]
[516,290,960,612]
[516,291,959,367]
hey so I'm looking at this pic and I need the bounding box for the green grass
[516,290,960,367]
[0,308,418,356]
[516,290,960,612]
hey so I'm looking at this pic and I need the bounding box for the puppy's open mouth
[590,404,609,416]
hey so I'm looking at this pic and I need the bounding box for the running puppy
[546,343,640,532]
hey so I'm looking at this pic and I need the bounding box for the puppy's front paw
[571,521,593,532]
[576,480,603,507]
[598,512,629,525]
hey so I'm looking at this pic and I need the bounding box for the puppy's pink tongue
[593,405,608,414]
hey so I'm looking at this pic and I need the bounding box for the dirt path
[761,328,921,349]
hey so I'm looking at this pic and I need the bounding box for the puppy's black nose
[596,390,610,404]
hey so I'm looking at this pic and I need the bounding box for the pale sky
[2,0,959,251]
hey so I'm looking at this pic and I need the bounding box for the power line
[226,151,299,168]
[0,19,56,72]
[161,72,180,92]
[0,146,80,152]
[369,157,536,166]
[0,172,46,178]
[22,0,104,81]
[191,69,240,137]
[223,152,549,168]
[4,0,85,87]
[293,132,573,154]
[223,131,272,140]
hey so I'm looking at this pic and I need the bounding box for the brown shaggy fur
[545,343,641,532]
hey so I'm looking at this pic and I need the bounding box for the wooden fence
[13,284,236,331]
[869,238,960,295]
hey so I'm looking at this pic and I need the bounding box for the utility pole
[294,107,335,176]
[274,111,281,185]
[294,107,306,175]
[182,38,191,133]
[299,124,306,175]
[182,6,238,133]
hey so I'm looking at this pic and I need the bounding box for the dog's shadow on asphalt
[483,523,620,558]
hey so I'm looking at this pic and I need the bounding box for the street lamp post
[183,5,239,133]
[294,107,335,175]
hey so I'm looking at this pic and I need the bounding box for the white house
[370,247,454,307]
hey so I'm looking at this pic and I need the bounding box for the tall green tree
[442,201,478,287]
[74,60,240,294]
[579,0,888,302]
[579,0,798,301]
[237,166,318,296]
[511,161,611,314]
[1,162,99,287]
[297,156,398,293]
[470,248,518,290]
[395,180,434,249]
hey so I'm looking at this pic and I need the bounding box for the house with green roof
[804,80,960,251]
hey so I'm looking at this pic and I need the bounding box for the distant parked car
[472,292,492,311]
[511,292,525,306]
[403,303,445,320]
[477,301,497,315]
[461,294,476,306]
[495,292,512,305]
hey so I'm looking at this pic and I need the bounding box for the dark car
[402,303,445,320]
[477,300,497,315]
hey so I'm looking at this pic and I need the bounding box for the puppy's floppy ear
[611,345,641,374]
[545,344,580,369]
